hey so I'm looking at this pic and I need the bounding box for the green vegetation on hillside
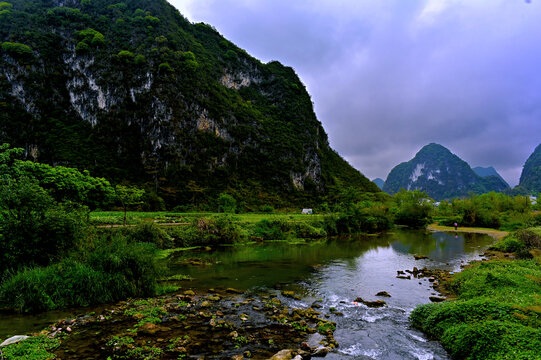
[519,143,541,194]
[0,0,378,208]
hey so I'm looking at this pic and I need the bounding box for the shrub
[190,215,247,245]
[124,223,173,249]
[0,335,59,359]
[217,192,236,213]
[253,219,288,240]
[0,178,89,274]
[490,236,525,253]
[0,237,161,313]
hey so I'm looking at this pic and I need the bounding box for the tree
[392,190,433,228]
[217,192,236,213]
[115,185,145,225]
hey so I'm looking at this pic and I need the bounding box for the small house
[301,208,313,215]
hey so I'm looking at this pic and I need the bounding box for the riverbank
[427,224,508,240]
[410,229,541,360]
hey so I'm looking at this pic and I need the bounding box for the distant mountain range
[372,178,385,190]
[382,143,509,200]
[472,166,510,188]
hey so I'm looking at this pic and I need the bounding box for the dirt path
[427,224,508,240]
[96,222,190,228]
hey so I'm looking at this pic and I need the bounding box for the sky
[170,0,541,187]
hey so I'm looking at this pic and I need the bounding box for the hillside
[472,166,509,188]
[383,143,509,200]
[372,178,384,190]
[519,144,541,194]
[0,0,379,207]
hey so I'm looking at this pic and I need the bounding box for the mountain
[372,178,385,190]
[383,143,509,200]
[519,144,541,194]
[0,0,379,207]
[472,166,509,188]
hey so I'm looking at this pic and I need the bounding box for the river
[1,229,494,359]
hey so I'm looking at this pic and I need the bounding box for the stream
[1,229,495,359]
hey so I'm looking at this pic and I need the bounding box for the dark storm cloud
[172,0,541,186]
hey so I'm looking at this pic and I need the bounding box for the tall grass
[0,235,161,313]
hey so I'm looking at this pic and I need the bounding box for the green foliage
[434,192,532,230]
[115,184,146,225]
[190,215,248,245]
[14,160,115,209]
[0,335,59,360]
[0,236,161,312]
[253,218,288,240]
[391,190,432,228]
[1,42,33,59]
[519,144,541,193]
[217,192,236,213]
[410,258,541,360]
[0,0,379,210]
[0,177,89,274]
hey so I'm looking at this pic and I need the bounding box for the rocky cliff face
[383,143,509,200]
[519,144,541,194]
[0,0,378,206]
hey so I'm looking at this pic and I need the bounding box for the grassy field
[90,211,326,226]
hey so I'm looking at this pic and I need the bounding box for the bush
[253,219,288,240]
[0,178,89,274]
[218,193,236,213]
[441,321,541,360]
[0,237,161,312]
[490,236,525,253]
[123,223,173,249]
[188,215,247,245]
[0,335,59,360]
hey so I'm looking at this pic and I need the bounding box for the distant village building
[529,196,537,205]
[301,208,313,215]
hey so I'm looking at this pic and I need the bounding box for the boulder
[375,291,391,297]
[354,297,386,308]
[1,335,30,347]
[269,349,294,360]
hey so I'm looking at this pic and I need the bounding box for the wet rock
[375,291,391,297]
[414,255,428,260]
[226,288,243,294]
[231,355,243,360]
[292,356,303,360]
[397,270,405,275]
[269,349,294,360]
[312,346,331,357]
[184,290,195,296]
[200,301,211,307]
[354,297,386,308]
[244,350,252,358]
[138,323,171,335]
[1,335,30,347]
[396,275,411,280]
[429,296,446,302]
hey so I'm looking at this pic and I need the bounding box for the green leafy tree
[392,190,433,228]
[115,184,145,225]
[217,192,236,213]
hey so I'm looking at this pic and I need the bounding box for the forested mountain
[0,0,378,208]
[383,143,509,200]
[472,166,509,188]
[519,144,541,194]
[372,178,384,190]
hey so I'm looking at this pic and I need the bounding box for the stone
[138,322,171,335]
[226,288,243,294]
[184,290,195,296]
[312,346,331,357]
[269,349,293,360]
[414,255,428,260]
[375,291,391,297]
[1,335,30,347]
[231,355,243,360]
[429,296,446,302]
[354,297,386,308]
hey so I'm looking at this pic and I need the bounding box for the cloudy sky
[171,0,541,187]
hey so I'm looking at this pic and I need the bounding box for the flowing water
[1,229,495,359]
[167,230,494,360]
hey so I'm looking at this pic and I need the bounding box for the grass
[0,335,59,360]
[90,211,326,226]
[410,228,541,360]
